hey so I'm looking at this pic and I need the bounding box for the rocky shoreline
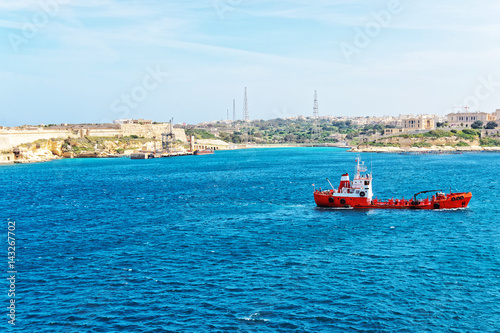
[0,137,167,165]
[2,142,500,165]
[349,146,500,153]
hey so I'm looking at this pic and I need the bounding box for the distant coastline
[2,120,500,165]
[3,142,500,166]
[349,146,500,153]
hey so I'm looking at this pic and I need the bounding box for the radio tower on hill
[243,87,249,121]
[313,90,319,118]
[233,99,236,121]
[313,90,319,142]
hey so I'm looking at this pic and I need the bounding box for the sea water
[1,148,499,332]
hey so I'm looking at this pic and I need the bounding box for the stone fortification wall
[0,129,78,150]
[121,123,170,138]
[0,125,188,151]
[0,135,11,151]
[120,124,187,142]
[86,129,122,137]
[173,129,187,142]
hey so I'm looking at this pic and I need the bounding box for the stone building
[384,128,408,135]
[0,152,15,163]
[400,115,435,130]
[446,111,496,127]
[113,118,153,125]
[193,139,232,151]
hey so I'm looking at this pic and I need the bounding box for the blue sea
[2,148,500,332]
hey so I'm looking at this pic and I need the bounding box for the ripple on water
[1,149,500,332]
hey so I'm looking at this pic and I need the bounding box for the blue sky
[1,0,500,126]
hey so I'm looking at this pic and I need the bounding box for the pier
[130,151,194,159]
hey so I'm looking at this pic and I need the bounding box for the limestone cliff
[8,136,189,163]
[16,139,63,162]
[352,130,500,152]
[371,135,480,148]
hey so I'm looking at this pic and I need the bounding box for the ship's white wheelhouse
[351,157,373,199]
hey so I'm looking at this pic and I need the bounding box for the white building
[399,114,436,130]
[446,111,495,127]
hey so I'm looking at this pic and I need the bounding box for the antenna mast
[313,90,319,118]
[243,87,249,121]
[233,99,236,122]
[313,90,319,142]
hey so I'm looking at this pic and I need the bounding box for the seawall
[0,124,187,151]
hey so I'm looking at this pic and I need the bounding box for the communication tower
[313,90,319,118]
[243,87,249,121]
[233,99,236,121]
[313,90,320,143]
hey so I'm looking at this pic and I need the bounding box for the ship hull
[314,191,472,210]
[193,150,214,155]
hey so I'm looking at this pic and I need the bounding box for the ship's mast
[355,156,367,178]
[353,156,373,199]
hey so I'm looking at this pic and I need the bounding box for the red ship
[314,157,472,210]
[193,149,214,156]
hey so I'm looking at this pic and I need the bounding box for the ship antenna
[371,154,373,178]
[355,155,360,177]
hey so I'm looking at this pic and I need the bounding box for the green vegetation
[71,146,93,154]
[349,138,361,147]
[412,141,432,148]
[60,136,151,154]
[480,137,500,146]
[368,141,400,147]
[471,120,484,129]
[486,121,498,129]
[19,139,47,148]
[399,129,452,139]
[188,119,496,147]
[363,128,489,148]
[398,129,480,141]
[204,118,395,145]
[185,129,217,140]
[456,129,480,140]
[117,136,150,143]
[422,130,453,138]
[218,132,243,143]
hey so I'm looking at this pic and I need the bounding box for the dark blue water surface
[2,148,500,332]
